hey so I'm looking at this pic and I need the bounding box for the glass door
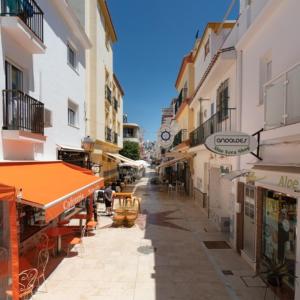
[263,190,297,290]
[4,61,23,130]
[243,185,256,260]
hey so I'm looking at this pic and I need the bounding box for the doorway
[243,185,256,261]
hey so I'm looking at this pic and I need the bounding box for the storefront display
[262,190,297,289]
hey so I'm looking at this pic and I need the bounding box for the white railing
[264,63,300,130]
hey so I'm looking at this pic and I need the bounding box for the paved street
[34,169,273,300]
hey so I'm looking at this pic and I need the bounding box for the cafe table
[46,227,76,254]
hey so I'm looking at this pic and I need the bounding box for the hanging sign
[205,131,258,156]
[158,125,174,149]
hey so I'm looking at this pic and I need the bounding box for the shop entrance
[243,185,256,261]
[262,190,297,291]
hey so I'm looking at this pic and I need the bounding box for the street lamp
[82,136,95,169]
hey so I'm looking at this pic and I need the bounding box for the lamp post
[82,136,95,170]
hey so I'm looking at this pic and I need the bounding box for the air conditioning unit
[219,217,230,232]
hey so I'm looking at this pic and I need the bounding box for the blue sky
[108,0,239,141]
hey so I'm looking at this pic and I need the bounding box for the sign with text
[205,131,258,156]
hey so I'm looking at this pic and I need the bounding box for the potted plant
[254,258,297,287]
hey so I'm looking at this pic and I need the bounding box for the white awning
[221,170,251,181]
[106,153,141,168]
[57,144,85,152]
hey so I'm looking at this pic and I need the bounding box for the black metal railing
[174,87,188,115]
[1,0,44,42]
[2,89,44,134]
[190,108,235,147]
[105,85,112,103]
[113,132,118,144]
[105,127,112,142]
[173,129,188,147]
[113,98,118,111]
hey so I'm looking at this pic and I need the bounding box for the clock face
[161,130,171,141]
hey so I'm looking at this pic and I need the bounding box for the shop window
[262,190,297,289]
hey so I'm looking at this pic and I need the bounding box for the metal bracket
[250,128,264,160]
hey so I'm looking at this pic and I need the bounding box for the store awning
[0,162,104,222]
[157,152,193,169]
[107,153,141,168]
[57,144,85,152]
[221,170,251,181]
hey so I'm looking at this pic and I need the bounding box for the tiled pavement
[34,169,275,300]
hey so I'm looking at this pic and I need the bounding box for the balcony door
[4,61,24,130]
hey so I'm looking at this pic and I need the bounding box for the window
[67,43,77,69]
[217,79,229,121]
[68,100,78,127]
[259,54,272,105]
[44,108,52,127]
[204,37,210,58]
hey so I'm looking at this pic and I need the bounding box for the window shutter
[44,108,52,127]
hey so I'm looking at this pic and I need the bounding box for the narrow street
[34,169,273,300]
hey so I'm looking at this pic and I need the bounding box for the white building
[233,0,300,297]
[0,0,90,164]
[188,22,238,245]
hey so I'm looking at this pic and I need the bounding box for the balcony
[113,98,118,111]
[113,132,118,145]
[264,63,300,130]
[190,108,235,148]
[105,85,112,104]
[2,89,45,141]
[173,129,188,147]
[105,127,112,142]
[174,87,188,115]
[0,0,45,53]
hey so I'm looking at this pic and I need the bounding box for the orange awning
[0,162,104,222]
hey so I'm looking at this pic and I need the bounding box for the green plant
[254,258,297,287]
[120,141,140,160]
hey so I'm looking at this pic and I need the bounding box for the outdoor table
[46,227,76,254]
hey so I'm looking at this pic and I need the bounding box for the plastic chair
[36,249,49,292]
[168,184,175,194]
[67,225,86,257]
[36,233,55,257]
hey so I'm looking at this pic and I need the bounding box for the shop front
[0,161,104,299]
[239,165,300,298]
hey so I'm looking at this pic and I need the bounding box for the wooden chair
[6,268,38,299]
[36,249,49,292]
[36,233,55,257]
[67,225,86,257]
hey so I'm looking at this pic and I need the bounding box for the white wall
[0,0,87,160]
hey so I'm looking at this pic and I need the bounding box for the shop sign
[158,124,174,149]
[278,176,299,190]
[205,131,258,156]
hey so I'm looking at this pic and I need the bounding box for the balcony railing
[105,85,112,103]
[105,127,112,142]
[264,63,300,130]
[113,98,118,111]
[2,89,44,134]
[1,0,44,42]
[190,108,235,148]
[113,132,118,144]
[174,87,188,115]
[173,129,188,147]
